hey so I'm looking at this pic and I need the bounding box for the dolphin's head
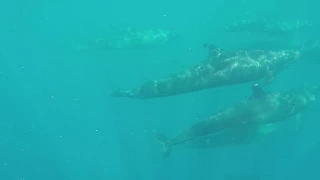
[275,50,301,69]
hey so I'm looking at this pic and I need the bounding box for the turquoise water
[1,0,320,180]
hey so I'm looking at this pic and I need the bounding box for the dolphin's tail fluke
[155,134,172,159]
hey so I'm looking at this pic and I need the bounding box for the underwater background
[1,0,320,180]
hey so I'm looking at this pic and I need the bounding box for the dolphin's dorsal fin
[203,43,229,61]
[251,84,265,97]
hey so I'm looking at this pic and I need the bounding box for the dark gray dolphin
[111,44,300,99]
[155,84,319,158]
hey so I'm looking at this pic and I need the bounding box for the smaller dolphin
[111,44,300,99]
[73,28,180,51]
[155,84,319,159]
[224,17,312,36]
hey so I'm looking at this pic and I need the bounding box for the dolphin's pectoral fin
[264,70,276,84]
[251,84,265,97]
[203,43,228,61]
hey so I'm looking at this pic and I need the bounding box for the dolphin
[111,44,300,99]
[73,28,180,51]
[224,17,312,36]
[224,17,320,63]
[155,84,320,158]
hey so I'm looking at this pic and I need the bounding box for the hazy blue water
[1,0,320,180]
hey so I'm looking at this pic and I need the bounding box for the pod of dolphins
[77,17,320,159]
